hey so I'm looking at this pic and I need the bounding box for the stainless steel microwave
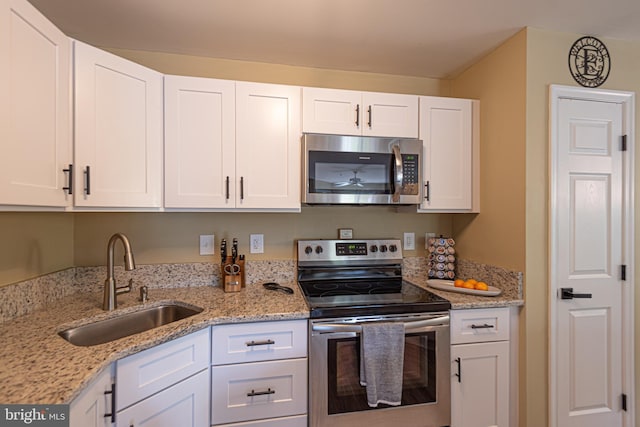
[302,133,423,205]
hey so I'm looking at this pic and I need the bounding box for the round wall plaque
[568,36,611,88]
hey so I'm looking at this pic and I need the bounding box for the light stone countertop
[0,282,309,405]
[0,257,523,406]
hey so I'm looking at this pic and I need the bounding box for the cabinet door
[302,87,361,136]
[74,40,163,208]
[70,366,113,427]
[235,82,301,210]
[419,96,476,212]
[451,341,509,427]
[116,328,210,410]
[116,369,209,427]
[164,75,236,208]
[0,0,71,208]
[362,92,419,138]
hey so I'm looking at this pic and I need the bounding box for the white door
[164,75,236,208]
[70,366,113,427]
[361,92,418,138]
[419,96,473,211]
[451,341,510,427]
[550,86,634,427]
[74,40,163,208]
[235,82,301,210]
[116,370,209,427]
[302,87,361,136]
[0,0,71,208]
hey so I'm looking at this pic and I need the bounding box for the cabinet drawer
[211,320,307,365]
[116,328,210,409]
[214,415,307,427]
[450,307,510,344]
[211,358,307,425]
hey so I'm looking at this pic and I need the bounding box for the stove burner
[314,283,339,291]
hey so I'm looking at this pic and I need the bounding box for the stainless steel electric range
[297,239,452,427]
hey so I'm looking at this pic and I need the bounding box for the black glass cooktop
[299,279,451,318]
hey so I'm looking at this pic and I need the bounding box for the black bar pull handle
[355,104,360,127]
[367,105,372,128]
[454,357,461,383]
[240,176,244,200]
[62,164,73,195]
[424,181,430,201]
[246,339,275,347]
[560,287,593,300]
[104,383,116,422]
[247,388,275,397]
[225,176,230,200]
[84,166,91,195]
[470,323,495,329]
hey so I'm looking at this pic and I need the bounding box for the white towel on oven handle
[359,321,405,407]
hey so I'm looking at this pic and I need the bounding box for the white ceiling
[28,0,640,79]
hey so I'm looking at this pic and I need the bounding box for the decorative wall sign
[568,36,611,88]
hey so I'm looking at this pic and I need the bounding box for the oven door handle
[312,314,449,333]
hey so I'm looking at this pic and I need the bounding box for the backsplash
[0,257,521,324]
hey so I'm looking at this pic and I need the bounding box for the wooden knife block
[221,256,245,292]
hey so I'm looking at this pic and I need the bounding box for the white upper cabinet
[164,75,236,208]
[164,79,301,210]
[233,81,301,210]
[302,87,418,138]
[0,0,71,208]
[419,96,479,212]
[74,40,163,208]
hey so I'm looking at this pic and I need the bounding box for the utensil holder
[221,256,244,292]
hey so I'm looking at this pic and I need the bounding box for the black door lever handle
[560,287,592,300]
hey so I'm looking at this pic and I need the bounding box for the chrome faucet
[103,233,136,310]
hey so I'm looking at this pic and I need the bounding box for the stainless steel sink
[58,303,203,346]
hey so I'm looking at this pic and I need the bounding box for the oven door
[309,313,450,427]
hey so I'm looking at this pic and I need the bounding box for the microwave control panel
[401,154,419,195]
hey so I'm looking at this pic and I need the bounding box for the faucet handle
[139,285,148,303]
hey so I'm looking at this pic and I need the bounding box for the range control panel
[297,239,403,263]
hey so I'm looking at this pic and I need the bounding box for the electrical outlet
[250,234,264,254]
[403,232,415,250]
[199,234,214,255]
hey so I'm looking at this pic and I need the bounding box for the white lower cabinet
[115,328,210,427]
[116,369,209,427]
[70,365,114,427]
[450,308,510,427]
[210,320,308,426]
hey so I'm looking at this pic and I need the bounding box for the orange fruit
[466,278,477,285]
[454,279,465,288]
[474,282,489,291]
[462,281,475,289]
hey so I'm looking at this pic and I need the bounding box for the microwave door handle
[391,143,403,203]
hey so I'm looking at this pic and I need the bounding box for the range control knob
[315,246,324,254]
[389,244,398,252]
[380,245,388,253]
[370,245,378,253]
[304,246,313,255]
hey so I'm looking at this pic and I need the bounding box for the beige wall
[526,27,640,427]
[450,29,528,426]
[106,47,451,96]
[73,208,453,265]
[0,212,73,285]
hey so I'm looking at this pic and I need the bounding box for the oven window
[327,332,437,414]
[308,151,393,194]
